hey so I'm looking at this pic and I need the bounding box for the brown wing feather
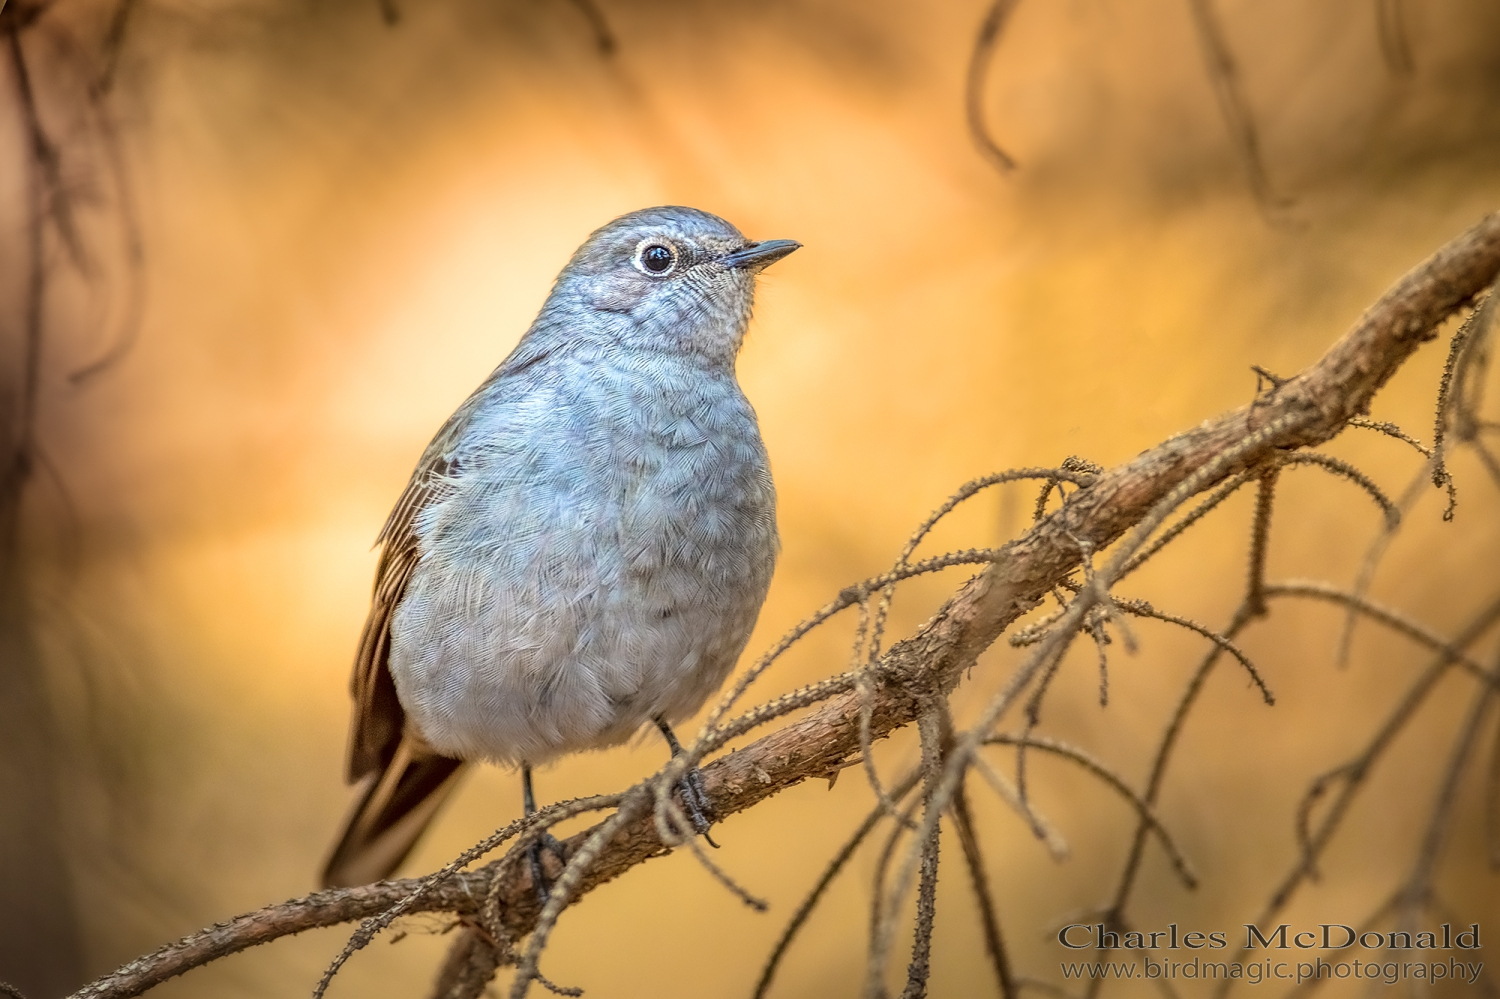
[347,546,416,781]
[347,452,460,782]
[330,365,530,885]
[323,735,465,887]
[347,361,496,780]
[329,447,466,885]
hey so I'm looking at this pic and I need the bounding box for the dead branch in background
[564,0,615,56]
[1,2,144,995]
[1375,0,1415,76]
[1183,0,1286,210]
[964,0,1020,172]
[371,0,616,54]
[63,207,1500,999]
[966,0,1419,210]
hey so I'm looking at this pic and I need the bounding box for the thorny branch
[63,209,1500,999]
[1206,596,1500,999]
[950,777,1014,999]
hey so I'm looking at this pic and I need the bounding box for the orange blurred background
[7,1,1500,997]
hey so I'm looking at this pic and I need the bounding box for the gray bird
[322,206,797,889]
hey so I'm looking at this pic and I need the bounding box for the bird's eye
[634,241,678,276]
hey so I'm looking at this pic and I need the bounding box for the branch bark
[69,211,1500,999]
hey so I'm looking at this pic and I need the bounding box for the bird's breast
[388,356,778,763]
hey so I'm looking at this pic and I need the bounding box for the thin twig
[1245,467,1278,615]
[1113,596,1273,704]
[1265,580,1491,680]
[1279,452,1400,528]
[1117,470,1257,581]
[1211,595,1500,999]
[94,0,139,91]
[1334,463,1430,669]
[1346,417,1430,457]
[1090,602,1254,999]
[868,791,924,999]
[1434,291,1495,518]
[1374,0,1414,75]
[1472,438,1500,489]
[950,778,1014,999]
[1398,654,1500,917]
[1015,634,1072,827]
[983,735,1196,888]
[969,752,1068,860]
[67,89,146,384]
[564,0,616,55]
[870,469,1096,665]
[964,0,1022,172]
[6,25,47,469]
[651,789,766,910]
[1184,0,1287,209]
[754,770,922,999]
[895,709,945,999]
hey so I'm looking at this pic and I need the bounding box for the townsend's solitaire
[323,206,798,888]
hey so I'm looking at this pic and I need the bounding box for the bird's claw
[678,766,718,847]
[526,830,570,908]
[653,718,719,847]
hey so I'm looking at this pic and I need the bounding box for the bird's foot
[525,830,570,908]
[677,766,718,848]
[652,718,720,848]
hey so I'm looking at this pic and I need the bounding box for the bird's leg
[653,717,718,847]
[521,762,569,907]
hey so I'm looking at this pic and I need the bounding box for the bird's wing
[328,395,485,887]
[346,348,546,782]
[331,353,547,886]
[347,438,465,782]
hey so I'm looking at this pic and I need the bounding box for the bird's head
[535,206,799,365]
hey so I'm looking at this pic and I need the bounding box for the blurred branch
[6,20,49,467]
[1208,604,1500,999]
[950,777,1014,999]
[965,0,1020,173]
[754,769,921,999]
[95,0,139,92]
[1,4,110,993]
[1185,0,1288,210]
[564,0,615,56]
[1375,0,1414,76]
[68,211,1500,999]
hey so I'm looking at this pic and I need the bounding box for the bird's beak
[723,239,801,271]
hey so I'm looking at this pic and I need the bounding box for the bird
[321,206,798,890]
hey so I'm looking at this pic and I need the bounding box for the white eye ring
[632,239,679,277]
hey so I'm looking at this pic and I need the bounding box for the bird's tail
[322,736,465,888]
